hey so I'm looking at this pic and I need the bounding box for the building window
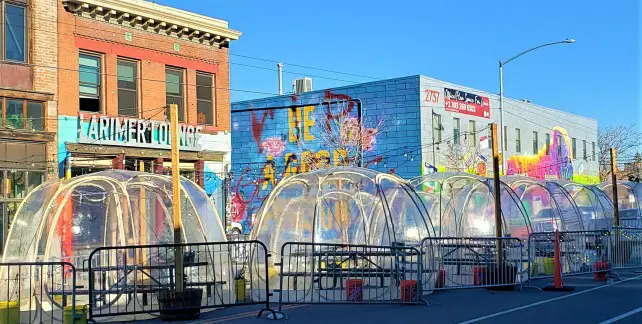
[166,67,185,122]
[556,134,562,157]
[515,128,521,153]
[592,142,596,161]
[6,99,22,129]
[469,120,476,147]
[2,2,27,62]
[453,118,460,145]
[27,102,43,130]
[196,72,214,125]
[572,138,577,159]
[117,59,138,117]
[502,126,508,151]
[0,98,44,131]
[533,131,538,154]
[79,53,102,113]
[545,133,550,155]
[583,140,587,160]
[432,113,441,143]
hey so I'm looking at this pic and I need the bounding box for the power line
[229,53,379,80]
[500,101,598,135]
[0,13,373,84]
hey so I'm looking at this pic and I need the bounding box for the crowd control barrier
[420,237,524,291]
[0,261,78,324]
[528,230,611,281]
[86,240,276,320]
[275,242,423,308]
[610,227,642,271]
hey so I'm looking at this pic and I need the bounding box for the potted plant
[156,251,203,321]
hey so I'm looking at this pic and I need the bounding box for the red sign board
[444,88,490,119]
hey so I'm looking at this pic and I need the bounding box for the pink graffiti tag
[262,137,286,157]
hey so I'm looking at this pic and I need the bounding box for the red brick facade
[57,3,232,133]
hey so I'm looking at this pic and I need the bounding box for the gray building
[419,75,598,183]
[229,74,599,233]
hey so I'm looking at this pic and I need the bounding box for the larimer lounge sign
[78,114,203,152]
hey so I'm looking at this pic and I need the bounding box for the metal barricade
[611,227,642,270]
[276,242,422,307]
[619,218,642,229]
[227,233,251,242]
[420,237,524,291]
[528,230,610,280]
[87,240,275,320]
[0,262,78,324]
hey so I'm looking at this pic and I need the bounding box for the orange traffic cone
[543,230,575,292]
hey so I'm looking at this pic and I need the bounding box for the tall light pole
[498,38,575,174]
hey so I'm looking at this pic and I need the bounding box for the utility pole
[170,103,184,293]
[277,63,283,95]
[491,124,503,265]
[611,148,620,227]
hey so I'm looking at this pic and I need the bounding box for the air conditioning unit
[293,78,312,94]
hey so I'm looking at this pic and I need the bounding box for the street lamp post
[498,38,575,174]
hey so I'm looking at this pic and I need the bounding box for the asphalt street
[112,270,642,324]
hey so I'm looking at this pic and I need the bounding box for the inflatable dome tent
[558,181,614,230]
[1,170,230,321]
[600,181,642,228]
[506,177,584,232]
[409,173,531,240]
[250,167,434,297]
[252,167,434,250]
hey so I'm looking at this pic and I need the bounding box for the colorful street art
[231,91,388,233]
[507,127,574,180]
[420,126,598,185]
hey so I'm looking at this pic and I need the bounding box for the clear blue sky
[155,0,640,129]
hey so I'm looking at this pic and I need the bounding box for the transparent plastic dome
[506,177,583,232]
[250,167,433,301]
[600,181,642,228]
[252,167,434,250]
[558,181,614,230]
[1,170,229,320]
[410,173,531,240]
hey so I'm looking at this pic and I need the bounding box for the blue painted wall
[230,75,422,232]
[58,116,79,177]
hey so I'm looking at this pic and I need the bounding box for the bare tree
[621,152,642,181]
[598,124,642,182]
[444,139,487,174]
[302,100,391,170]
[444,141,467,172]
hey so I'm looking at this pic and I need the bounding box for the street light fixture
[498,38,575,174]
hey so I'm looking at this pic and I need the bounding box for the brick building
[0,0,59,251]
[56,0,239,191]
[230,75,599,233]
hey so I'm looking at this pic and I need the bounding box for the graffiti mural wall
[507,127,574,180]
[231,77,423,233]
[505,127,599,185]
[420,76,599,186]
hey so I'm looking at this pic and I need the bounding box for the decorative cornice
[62,0,241,48]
